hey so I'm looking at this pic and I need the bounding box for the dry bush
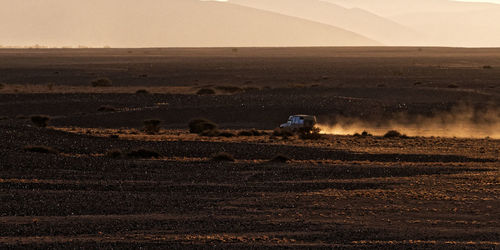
[361,131,373,137]
[91,78,112,87]
[238,129,262,136]
[211,152,235,162]
[200,129,220,137]
[218,131,235,138]
[126,149,161,159]
[384,130,408,139]
[189,118,218,134]
[136,89,150,94]
[30,115,50,127]
[24,145,58,154]
[197,88,215,95]
[97,105,117,112]
[143,119,162,134]
[215,85,243,93]
[270,154,290,163]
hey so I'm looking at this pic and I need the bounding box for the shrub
[200,129,220,137]
[143,119,162,134]
[136,89,150,94]
[211,152,235,162]
[215,86,243,93]
[126,149,161,159]
[297,127,323,140]
[97,105,117,112]
[24,145,58,154]
[270,154,290,163]
[238,129,262,136]
[218,131,235,138]
[188,118,218,134]
[0,83,4,89]
[361,131,373,137]
[91,78,112,87]
[197,88,215,95]
[30,115,50,127]
[384,130,408,138]
[106,149,123,158]
[483,65,493,69]
[447,84,459,89]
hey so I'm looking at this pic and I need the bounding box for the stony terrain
[0,47,498,248]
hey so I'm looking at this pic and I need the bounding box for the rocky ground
[0,47,499,248]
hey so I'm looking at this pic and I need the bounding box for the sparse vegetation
[197,88,216,95]
[384,130,408,138]
[215,86,243,93]
[238,129,263,136]
[24,145,58,154]
[91,77,113,87]
[136,89,150,94]
[270,154,290,163]
[211,152,235,162]
[30,115,50,127]
[126,149,161,159]
[143,119,162,134]
[97,105,117,112]
[218,131,235,138]
[189,118,218,134]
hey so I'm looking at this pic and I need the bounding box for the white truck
[280,115,317,130]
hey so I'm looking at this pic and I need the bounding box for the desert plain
[0,47,499,249]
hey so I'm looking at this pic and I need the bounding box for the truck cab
[280,115,317,130]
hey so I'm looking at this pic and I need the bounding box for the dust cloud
[317,104,500,139]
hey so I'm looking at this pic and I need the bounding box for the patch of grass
[24,145,58,154]
[189,118,218,134]
[197,88,215,95]
[106,149,123,158]
[126,149,161,159]
[135,89,150,94]
[91,77,112,87]
[30,115,50,127]
[143,119,162,135]
[211,152,235,162]
[384,130,408,139]
[97,105,117,112]
[270,154,290,163]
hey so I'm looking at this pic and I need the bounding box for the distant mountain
[0,0,380,47]
[323,0,498,17]
[230,0,420,45]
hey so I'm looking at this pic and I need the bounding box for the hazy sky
[2,0,500,47]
